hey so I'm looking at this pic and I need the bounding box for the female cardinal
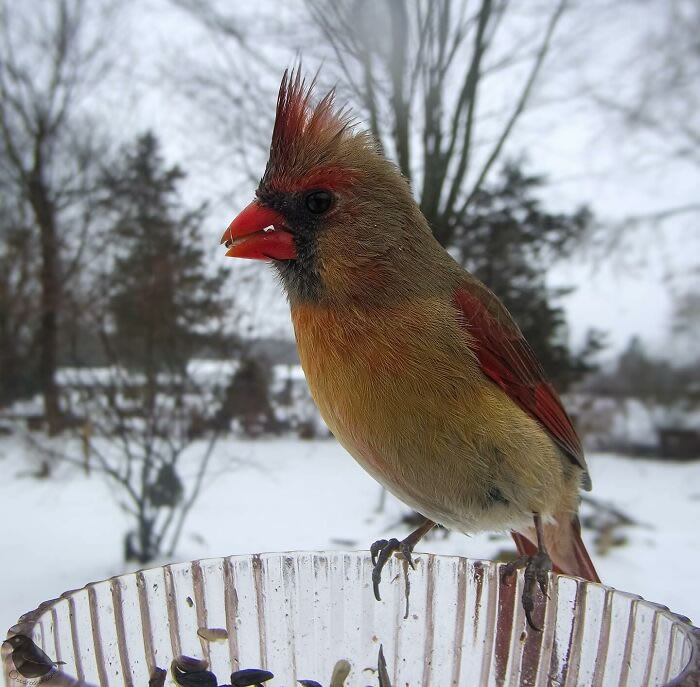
[222,69,599,629]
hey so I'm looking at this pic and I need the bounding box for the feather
[512,516,600,582]
[262,67,355,192]
[453,284,592,490]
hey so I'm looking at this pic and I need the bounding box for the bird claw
[370,536,417,601]
[501,551,552,632]
[371,539,389,567]
[372,538,400,600]
[501,555,529,581]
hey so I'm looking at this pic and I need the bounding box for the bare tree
[37,132,241,564]
[305,0,570,246]
[590,0,700,221]
[54,362,231,564]
[671,276,700,362]
[165,0,286,190]
[173,0,572,248]
[0,196,39,406]
[171,1,599,386]
[583,0,700,353]
[0,0,115,432]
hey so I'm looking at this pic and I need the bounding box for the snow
[52,362,307,398]
[272,363,307,382]
[565,394,700,451]
[1,435,699,686]
[55,360,243,389]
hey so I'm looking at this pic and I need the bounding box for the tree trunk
[387,0,411,182]
[29,170,62,435]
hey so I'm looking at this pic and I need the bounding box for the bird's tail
[511,515,600,583]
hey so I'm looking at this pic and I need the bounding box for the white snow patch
[1,436,698,686]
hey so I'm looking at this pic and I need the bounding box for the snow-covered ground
[1,434,699,685]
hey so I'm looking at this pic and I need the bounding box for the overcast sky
[98,0,699,360]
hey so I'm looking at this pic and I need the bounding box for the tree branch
[441,0,493,222]
[459,0,567,216]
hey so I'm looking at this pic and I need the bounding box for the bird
[221,69,599,630]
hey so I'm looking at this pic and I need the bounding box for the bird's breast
[292,301,497,519]
[291,298,473,446]
[290,300,572,532]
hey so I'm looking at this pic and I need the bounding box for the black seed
[172,669,217,687]
[173,656,209,673]
[171,656,217,687]
[231,668,274,686]
[149,667,167,687]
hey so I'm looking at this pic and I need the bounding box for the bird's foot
[370,536,416,601]
[502,551,552,631]
[370,519,435,603]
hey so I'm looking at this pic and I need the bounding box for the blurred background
[1,0,699,666]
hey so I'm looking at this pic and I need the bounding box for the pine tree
[99,133,228,381]
[80,132,233,563]
[214,356,276,436]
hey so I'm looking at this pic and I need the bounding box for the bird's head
[222,69,438,305]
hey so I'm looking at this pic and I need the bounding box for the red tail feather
[511,517,600,583]
[570,522,600,583]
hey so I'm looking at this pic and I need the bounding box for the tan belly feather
[291,301,574,533]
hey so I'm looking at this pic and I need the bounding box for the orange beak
[221,201,296,261]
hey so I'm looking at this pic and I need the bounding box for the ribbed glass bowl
[3,552,699,687]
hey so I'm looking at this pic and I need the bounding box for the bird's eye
[305,190,333,214]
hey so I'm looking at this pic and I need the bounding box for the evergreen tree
[214,355,276,436]
[99,132,229,381]
[76,133,234,564]
[452,162,604,390]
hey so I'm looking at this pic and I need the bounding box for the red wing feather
[453,286,589,482]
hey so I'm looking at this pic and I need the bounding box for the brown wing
[453,283,591,489]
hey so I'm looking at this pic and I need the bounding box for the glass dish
[3,552,699,686]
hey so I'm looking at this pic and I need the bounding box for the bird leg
[370,517,436,601]
[502,513,552,631]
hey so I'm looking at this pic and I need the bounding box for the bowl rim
[3,551,700,686]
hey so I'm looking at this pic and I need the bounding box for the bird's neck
[284,216,458,310]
